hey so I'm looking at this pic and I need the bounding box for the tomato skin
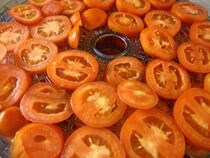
[0,22,29,52]
[177,42,210,73]
[14,38,58,73]
[0,106,28,138]
[42,1,64,16]
[204,73,210,93]
[83,0,115,10]
[8,4,43,25]
[173,88,210,150]
[108,11,144,37]
[120,108,185,158]
[190,22,210,48]
[140,26,177,60]
[10,123,64,158]
[116,0,151,17]
[28,0,53,8]
[61,126,126,158]
[70,12,82,26]
[68,23,80,49]
[171,1,208,24]
[148,0,175,9]
[0,44,7,63]
[144,10,181,37]
[61,0,85,16]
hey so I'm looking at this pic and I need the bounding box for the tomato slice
[204,73,210,93]
[106,56,145,86]
[0,106,28,138]
[144,10,181,37]
[190,22,210,48]
[61,126,125,158]
[120,108,185,158]
[0,43,7,63]
[28,0,53,8]
[118,80,159,109]
[47,50,99,90]
[140,26,176,60]
[0,22,29,52]
[42,0,64,16]
[68,23,80,49]
[173,88,210,150]
[116,0,151,17]
[10,123,64,158]
[108,11,144,37]
[0,64,31,110]
[71,81,127,127]
[60,0,85,16]
[148,0,175,9]
[83,0,115,10]
[14,38,58,73]
[146,59,191,99]
[31,15,72,44]
[20,82,73,124]
[8,4,42,25]
[171,2,208,24]
[82,8,107,31]
[177,42,210,73]
[70,12,82,26]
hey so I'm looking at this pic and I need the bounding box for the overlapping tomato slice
[28,0,53,8]
[60,0,85,16]
[83,0,115,10]
[0,44,7,63]
[148,0,175,9]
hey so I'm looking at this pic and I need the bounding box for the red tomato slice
[83,0,115,10]
[0,106,28,138]
[0,44,7,63]
[0,22,29,52]
[71,81,127,127]
[148,0,175,9]
[14,38,58,73]
[190,22,210,48]
[70,12,82,26]
[120,108,185,158]
[20,82,72,124]
[28,0,53,8]
[31,15,72,44]
[116,0,151,17]
[144,10,181,37]
[0,64,31,110]
[10,123,64,158]
[171,1,208,24]
[47,50,99,90]
[177,42,210,73]
[60,0,85,16]
[61,126,125,158]
[146,59,191,99]
[8,4,42,25]
[204,73,210,93]
[106,56,145,86]
[108,11,144,37]
[173,88,210,150]
[118,80,159,109]
[68,23,80,49]
[42,0,64,16]
[140,26,177,60]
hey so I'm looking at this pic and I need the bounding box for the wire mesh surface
[0,0,210,158]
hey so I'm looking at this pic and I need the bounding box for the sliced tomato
[28,0,53,8]
[70,12,82,26]
[83,0,115,10]
[42,0,64,16]
[148,0,175,9]
[68,22,80,49]
[118,80,159,109]
[0,64,31,110]
[10,123,64,158]
[120,108,185,158]
[0,22,29,52]
[173,88,210,150]
[47,50,99,90]
[71,81,127,127]
[106,56,145,86]
[82,8,107,31]
[8,4,42,25]
[0,106,28,138]
[146,59,191,99]
[190,22,210,48]
[20,82,72,124]
[177,42,210,73]
[61,126,125,158]
[140,26,177,60]
[171,1,208,24]
[0,43,7,63]
[31,15,72,44]
[108,11,144,37]
[116,0,151,17]
[204,73,210,93]
[144,10,181,37]
[14,38,58,73]
[60,0,85,16]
